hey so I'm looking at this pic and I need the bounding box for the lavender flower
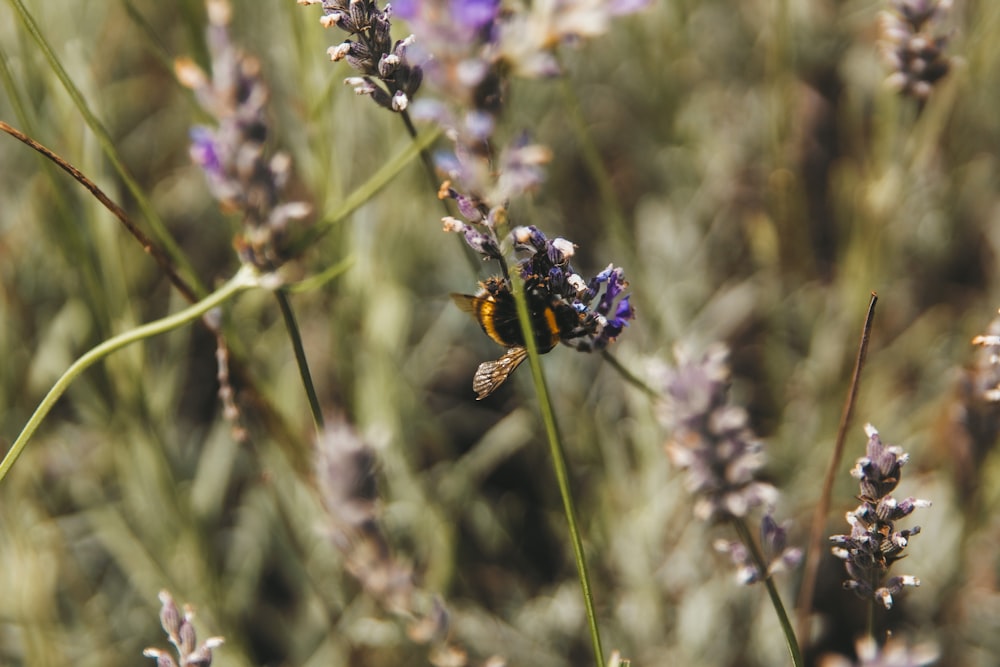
[143,590,224,667]
[877,0,952,100]
[315,418,417,614]
[509,225,634,352]
[314,418,467,653]
[830,425,930,609]
[446,221,634,369]
[176,0,311,271]
[656,344,779,521]
[402,0,651,203]
[298,0,423,111]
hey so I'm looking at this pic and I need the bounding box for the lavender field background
[2,1,1000,666]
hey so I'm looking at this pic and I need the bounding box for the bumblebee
[452,276,582,399]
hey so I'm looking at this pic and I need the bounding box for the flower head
[877,0,952,100]
[143,590,224,667]
[830,425,930,609]
[656,345,779,521]
[446,222,635,356]
[300,0,423,111]
[177,0,311,271]
[510,225,634,352]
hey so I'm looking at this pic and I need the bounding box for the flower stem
[601,350,659,398]
[0,267,260,484]
[731,517,804,667]
[275,289,325,433]
[509,272,605,667]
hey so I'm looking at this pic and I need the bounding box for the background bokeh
[2,0,1000,665]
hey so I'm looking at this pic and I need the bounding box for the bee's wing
[450,293,480,315]
[473,347,528,400]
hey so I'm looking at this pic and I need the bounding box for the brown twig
[796,292,878,647]
[0,119,200,304]
[0,119,254,440]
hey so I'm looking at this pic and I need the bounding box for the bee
[451,276,582,399]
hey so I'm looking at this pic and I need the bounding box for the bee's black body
[451,276,582,399]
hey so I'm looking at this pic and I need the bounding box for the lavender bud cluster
[315,418,417,615]
[143,590,224,667]
[299,0,423,111]
[877,0,952,100]
[177,0,311,271]
[830,425,930,609]
[315,418,481,665]
[656,345,779,521]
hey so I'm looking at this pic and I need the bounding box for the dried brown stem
[0,119,200,303]
[796,292,878,646]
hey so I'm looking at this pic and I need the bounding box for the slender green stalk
[287,126,442,254]
[8,0,207,297]
[287,256,355,294]
[275,289,325,433]
[601,350,659,398]
[731,517,803,667]
[400,109,448,202]
[509,272,605,667]
[397,110,483,275]
[0,267,260,484]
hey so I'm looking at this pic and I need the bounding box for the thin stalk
[288,126,441,254]
[287,256,355,294]
[397,109,483,275]
[509,272,604,667]
[8,0,207,297]
[796,293,878,645]
[731,517,804,667]
[400,109,447,201]
[601,350,659,398]
[275,289,325,433]
[0,267,260,484]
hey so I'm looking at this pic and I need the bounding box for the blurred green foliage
[2,0,1000,666]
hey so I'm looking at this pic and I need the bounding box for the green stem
[287,256,355,294]
[287,126,442,254]
[601,350,659,398]
[0,267,260,484]
[509,272,605,667]
[274,289,325,433]
[731,517,803,667]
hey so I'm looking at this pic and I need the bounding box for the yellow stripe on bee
[476,299,509,347]
[543,307,559,337]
